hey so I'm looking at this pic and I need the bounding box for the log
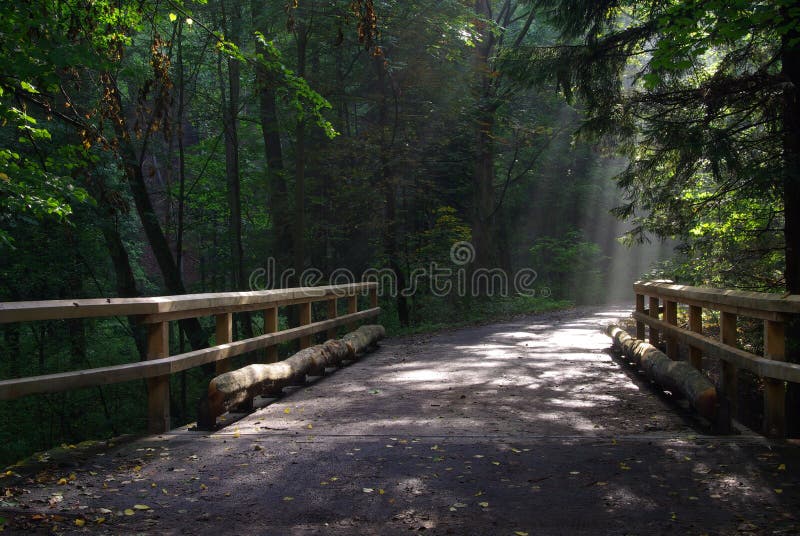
[197,325,385,430]
[606,324,717,420]
[342,324,386,356]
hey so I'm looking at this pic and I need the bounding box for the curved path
[4,306,799,535]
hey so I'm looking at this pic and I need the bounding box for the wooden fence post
[665,300,678,360]
[215,313,232,375]
[369,285,378,309]
[326,298,338,340]
[635,294,645,340]
[299,302,312,349]
[720,312,739,423]
[146,322,170,434]
[347,294,358,332]
[264,307,278,363]
[688,305,703,370]
[648,296,660,345]
[764,320,786,438]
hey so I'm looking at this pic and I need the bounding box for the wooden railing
[0,282,380,433]
[633,281,800,437]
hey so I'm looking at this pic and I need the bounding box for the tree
[505,0,800,431]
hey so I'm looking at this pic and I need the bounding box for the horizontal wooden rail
[0,283,374,324]
[634,281,800,321]
[632,280,800,438]
[0,282,380,433]
[0,308,380,400]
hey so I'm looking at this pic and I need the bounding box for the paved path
[3,306,800,535]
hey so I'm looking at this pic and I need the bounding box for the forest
[1,0,798,465]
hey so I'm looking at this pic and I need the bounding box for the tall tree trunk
[252,2,291,274]
[374,53,409,326]
[782,27,800,436]
[293,21,309,286]
[220,0,253,341]
[472,0,499,275]
[101,73,207,352]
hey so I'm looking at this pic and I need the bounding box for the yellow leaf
[95,517,105,524]
[124,509,135,516]
[515,532,529,536]
[478,501,489,508]
[233,431,240,438]
[200,483,208,490]
[169,13,177,22]
[151,483,157,488]
[307,424,313,429]
[133,465,142,472]
[74,519,85,527]
[284,408,291,414]
[778,464,786,471]
[162,489,169,495]
[133,504,150,510]
[378,489,385,495]
[283,496,294,501]
[491,461,500,466]
[0,172,9,182]
[57,478,68,485]
[68,473,77,481]
[774,488,783,494]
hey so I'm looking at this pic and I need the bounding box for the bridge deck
[4,306,800,534]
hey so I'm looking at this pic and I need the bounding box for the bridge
[1,283,799,534]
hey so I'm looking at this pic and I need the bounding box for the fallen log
[342,324,386,356]
[606,324,717,420]
[197,325,385,430]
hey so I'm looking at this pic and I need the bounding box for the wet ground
[2,306,799,535]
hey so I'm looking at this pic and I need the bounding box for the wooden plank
[688,305,703,370]
[763,320,786,438]
[326,298,338,340]
[0,308,381,400]
[720,312,738,419]
[0,282,378,324]
[665,300,678,360]
[648,296,660,346]
[146,322,170,434]
[299,302,312,349]
[215,313,233,375]
[369,286,378,309]
[347,294,358,332]
[635,294,646,341]
[633,281,800,320]
[632,312,800,383]
[264,307,278,363]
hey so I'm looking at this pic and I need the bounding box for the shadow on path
[3,306,800,535]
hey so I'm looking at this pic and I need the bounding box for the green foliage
[530,231,608,304]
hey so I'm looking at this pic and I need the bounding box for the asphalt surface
[2,305,800,535]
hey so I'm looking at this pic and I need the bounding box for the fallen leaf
[57,478,68,485]
[378,489,385,495]
[124,509,135,516]
[778,464,786,471]
[95,517,106,524]
[514,532,529,536]
[363,488,374,493]
[133,504,150,510]
[75,519,85,527]
[478,501,489,508]
[283,496,294,501]
[284,408,291,414]
[775,488,783,494]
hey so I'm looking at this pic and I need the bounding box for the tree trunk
[373,53,409,326]
[252,2,291,272]
[100,73,208,352]
[782,28,800,436]
[471,0,499,276]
